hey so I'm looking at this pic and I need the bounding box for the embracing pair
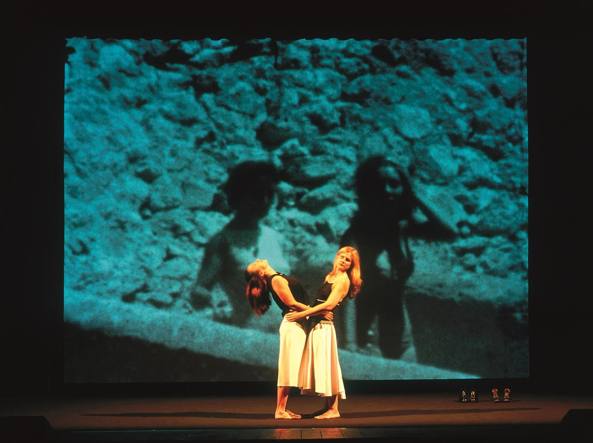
[245,246,362,419]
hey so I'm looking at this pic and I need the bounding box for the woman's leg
[276,386,301,419]
[276,319,306,419]
[275,386,291,418]
[314,395,340,419]
[308,398,330,418]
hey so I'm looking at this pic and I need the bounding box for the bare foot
[304,407,328,418]
[275,410,297,419]
[285,410,302,419]
[314,409,340,419]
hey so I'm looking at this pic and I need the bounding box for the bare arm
[285,275,349,322]
[189,236,225,300]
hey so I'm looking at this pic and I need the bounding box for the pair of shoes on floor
[491,387,512,402]
[459,389,478,402]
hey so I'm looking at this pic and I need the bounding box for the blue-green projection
[64,38,528,382]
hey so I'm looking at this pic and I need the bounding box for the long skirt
[277,317,307,387]
[298,320,346,399]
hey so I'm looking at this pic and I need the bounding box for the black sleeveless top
[266,273,309,318]
[309,279,348,325]
[313,280,350,307]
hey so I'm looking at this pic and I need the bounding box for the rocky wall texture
[64,37,527,380]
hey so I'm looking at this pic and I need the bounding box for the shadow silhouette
[82,406,539,421]
[342,406,540,419]
[340,156,455,359]
[83,411,272,419]
[188,161,288,326]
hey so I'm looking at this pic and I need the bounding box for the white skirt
[298,320,346,399]
[277,316,307,387]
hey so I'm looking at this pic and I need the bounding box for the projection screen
[64,37,528,382]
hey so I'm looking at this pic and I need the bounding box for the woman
[245,259,333,419]
[285,246,362,419]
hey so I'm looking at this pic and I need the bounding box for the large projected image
[64,38,528,382]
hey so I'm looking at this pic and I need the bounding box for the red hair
[245,274,271,315]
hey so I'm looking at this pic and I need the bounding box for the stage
[2,392,592,442]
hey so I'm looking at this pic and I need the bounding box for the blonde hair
[334,246,362,298]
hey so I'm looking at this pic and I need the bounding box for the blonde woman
[285,246,362,419]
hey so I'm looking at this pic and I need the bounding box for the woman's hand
[285,311,301,322]
[321,310,334,321]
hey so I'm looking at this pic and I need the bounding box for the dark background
[2,1,592,396]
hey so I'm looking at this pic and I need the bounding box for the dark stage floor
[1,393,593,442]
